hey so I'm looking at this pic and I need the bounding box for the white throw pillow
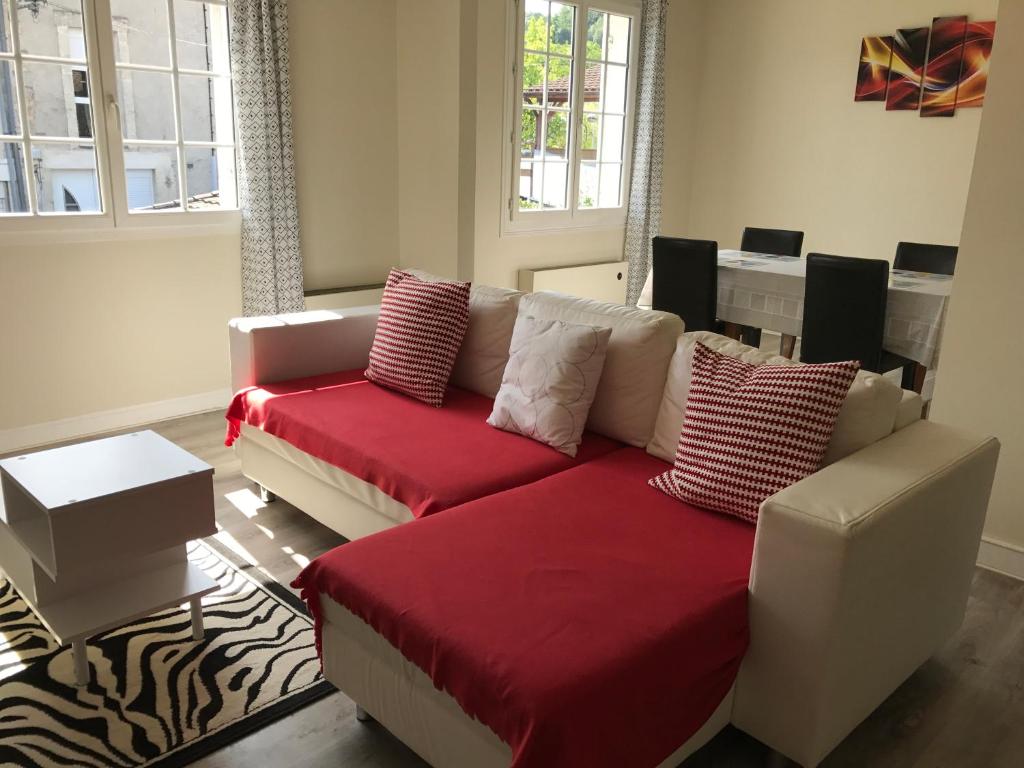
[487,315,612,457]
[647,331,903,466]
[518,292,683,447]
[405,268,523,398]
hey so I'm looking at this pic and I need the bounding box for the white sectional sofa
[227,286,999,767]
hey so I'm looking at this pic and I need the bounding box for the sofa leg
[258,484,277,504]
[355,705,373,723]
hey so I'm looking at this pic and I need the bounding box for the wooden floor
[8,411,1023,767]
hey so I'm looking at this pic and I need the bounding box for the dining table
[637,249,953,390]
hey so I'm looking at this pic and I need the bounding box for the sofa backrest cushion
[647,331,904,466]
[406,269,523,398]
[518,291,684,446]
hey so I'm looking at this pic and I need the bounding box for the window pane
[523,0,548,53]
[174,1,230,74]
[522,53,545,106]
[35,144,100,213]
[606,14,631,64]
[578,161,597,209]
[117,70,175,140]
[1,60,20,135]
[22,62,95,138]
[542,161,567,209]
[0,141,28,212]
[586,10,603,58]
[1,0,12,52]
[520,108,539,158]
[179,74,232,142]
[110,0,171,68]
[599,164,621,207]
[583,63,601,111]
[185,145,235,208]
[521,162,543,210]
[544,111,568,158]
[125,144,181,210]
[17,0,86,59]
[581,113,599,156]
[548,3,574,56]
[545,56,571,107]
[518,160,540,209]
[604,64,628,114]
[600,115,624,162]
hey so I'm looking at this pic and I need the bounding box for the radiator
[518,261,629,304]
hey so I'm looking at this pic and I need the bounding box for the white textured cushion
[894,389,924,431]
[518,292,683,446]
[647,331,903,466]
[488,315,611,456]
[405,269,523,399]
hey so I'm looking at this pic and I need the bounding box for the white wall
[663,0,998,259]
[931,0,1024,562]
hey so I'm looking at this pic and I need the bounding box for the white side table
[0,430,219,686]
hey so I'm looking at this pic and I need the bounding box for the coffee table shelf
[0,430,218,686]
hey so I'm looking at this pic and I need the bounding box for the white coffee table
[0,430,218,686]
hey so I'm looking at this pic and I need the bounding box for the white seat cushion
[518,292,684,447]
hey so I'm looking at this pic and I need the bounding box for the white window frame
[501,0,640,236]
[0,0,239,239]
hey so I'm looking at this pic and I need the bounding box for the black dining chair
[739,227,805,351]
[651,236,719,332]
[800,254,918,390]
[894,241,958,275]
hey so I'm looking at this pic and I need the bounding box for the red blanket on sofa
[293,448,755,768]
[224,370,622,518]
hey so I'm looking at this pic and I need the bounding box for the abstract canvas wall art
[921,16,968,117]
[854,36,894,102]
[886,27,930,111]
[956,20,996,108]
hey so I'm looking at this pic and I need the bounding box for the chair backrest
[894,241,958,275]
[652,236,718,332]
[800,254,889,372]
[741,227,805,258]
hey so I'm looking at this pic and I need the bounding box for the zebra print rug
[0,540,333,767]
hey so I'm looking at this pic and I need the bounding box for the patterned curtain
[231,0,305,316]
[623,0,668,307]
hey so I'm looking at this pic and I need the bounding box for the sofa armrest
[228,305,380,393]
[733,420,999,767]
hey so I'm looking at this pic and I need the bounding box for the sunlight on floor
[281,546,310,569]
[224,488,267,519]
[213,524,276,582]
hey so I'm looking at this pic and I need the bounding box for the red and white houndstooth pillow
[365,269,471,407]
[650,343,859,524]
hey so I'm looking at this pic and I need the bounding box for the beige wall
[931,0,1023,552]
[663,0,997,259]
[0,227,241,434]
[291,0,399,291]
[395,0,461,278]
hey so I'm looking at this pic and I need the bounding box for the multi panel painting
[854,36,893,102]
[855,14,996,117]
[885,27,930,111]
[921,16,968,117]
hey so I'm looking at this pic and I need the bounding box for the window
[0,0,236,224]
[507,0,638,231]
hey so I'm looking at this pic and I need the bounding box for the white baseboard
[977,536,1024,581]
[0,388,232,454]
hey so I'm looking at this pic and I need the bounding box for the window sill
[501,216,627,238]
[0,210,242,247]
